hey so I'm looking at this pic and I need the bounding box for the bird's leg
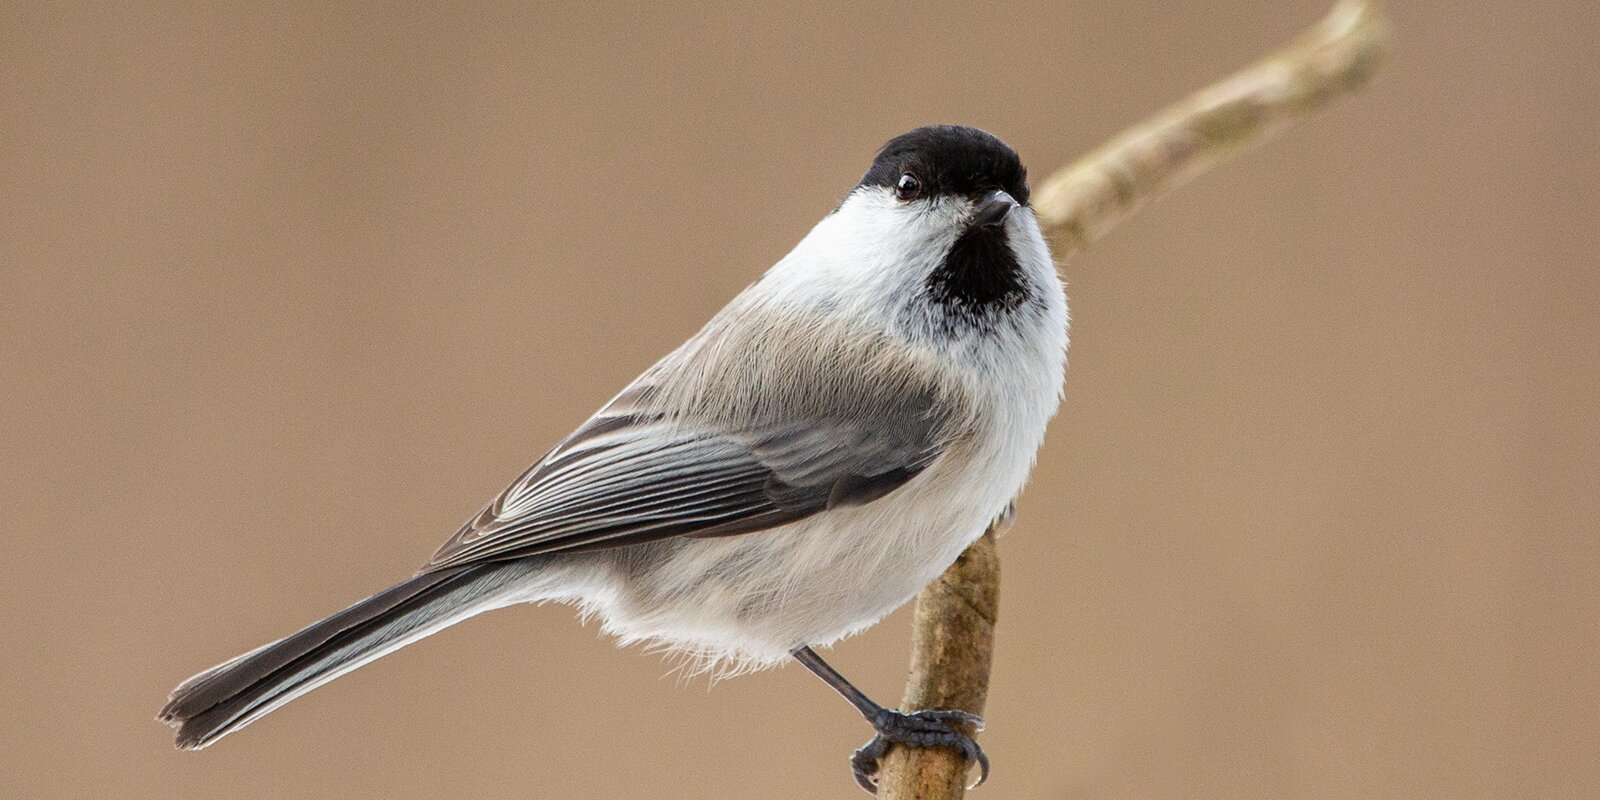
[791,645,989,794]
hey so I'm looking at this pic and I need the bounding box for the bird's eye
[895,173,922,201]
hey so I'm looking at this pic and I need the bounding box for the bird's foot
[849,708,989,794]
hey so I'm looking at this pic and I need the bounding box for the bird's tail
[158,559,543,750]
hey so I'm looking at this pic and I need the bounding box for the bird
[159,124,1068,793]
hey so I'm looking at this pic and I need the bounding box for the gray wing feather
[423,384,944,572]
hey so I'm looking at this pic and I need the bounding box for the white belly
[563,358,1061,674]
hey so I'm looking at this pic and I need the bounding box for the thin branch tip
[1033,0,1393,260]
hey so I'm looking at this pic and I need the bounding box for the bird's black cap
[858,125,1029,205]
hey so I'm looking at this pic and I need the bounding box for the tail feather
[159,561,537,750]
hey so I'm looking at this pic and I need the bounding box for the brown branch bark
[873,3,1391,797]
[877,527,1002,799]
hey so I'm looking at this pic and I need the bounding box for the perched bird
[160,124,1068,793]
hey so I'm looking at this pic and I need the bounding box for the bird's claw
[849,709,990,794]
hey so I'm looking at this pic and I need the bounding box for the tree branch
[874,3,1391,797]
[877,527,1002,799]
[1034,0,1392,259]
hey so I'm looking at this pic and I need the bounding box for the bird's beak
[971,191,1018,229]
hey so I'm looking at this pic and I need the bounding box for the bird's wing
[421,379,946,572]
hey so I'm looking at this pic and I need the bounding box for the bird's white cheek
[775,199,947,302]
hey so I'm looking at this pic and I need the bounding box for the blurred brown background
[3,1,1595,798]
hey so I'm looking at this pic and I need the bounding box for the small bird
[160,124,1068,793]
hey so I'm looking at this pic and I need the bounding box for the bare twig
[1034,0,1391,259]
[877,528,1002,799]
[874,2,1391,797]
